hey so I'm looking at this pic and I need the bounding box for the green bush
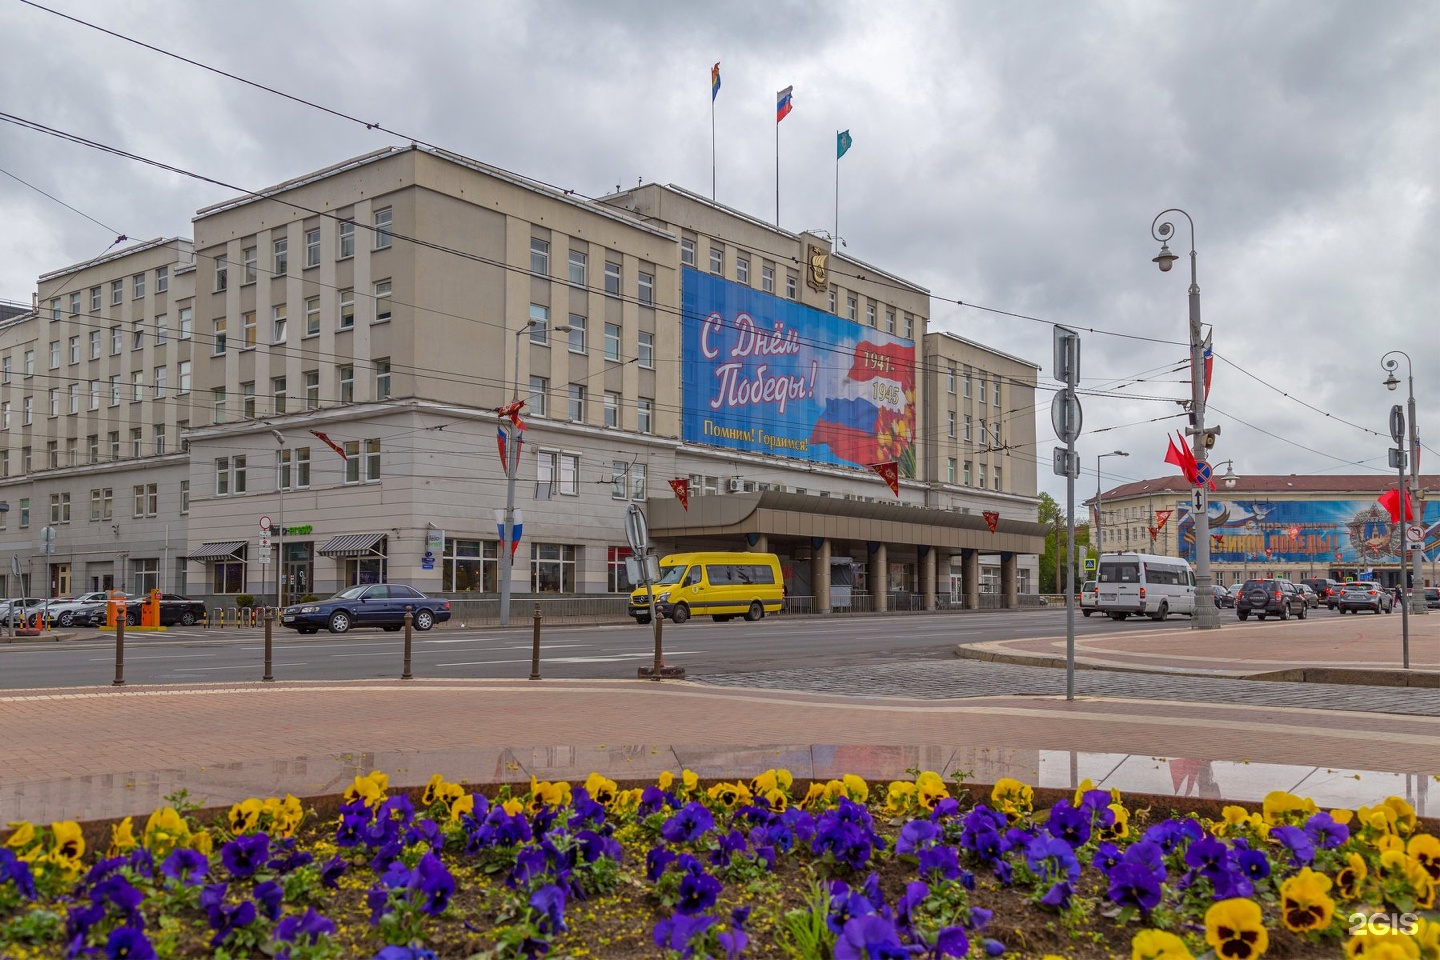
[235,593,256,608]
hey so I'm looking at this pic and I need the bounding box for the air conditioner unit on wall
[727,478,743,493]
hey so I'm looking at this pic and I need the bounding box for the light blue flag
[837,130,853,159]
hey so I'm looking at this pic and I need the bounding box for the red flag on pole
[668,478,690,511]
[982,510,1000,534]
[309,429,347,461]
[1148,526,1158,542]
[1164,434,1190,481]
[1377,488,1414,523]
[1155,509,1173,529]
[495,400,527,431]
[495,427,522,472]
[870,461,900,497]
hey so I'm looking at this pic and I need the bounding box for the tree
[1037,492,1092,594]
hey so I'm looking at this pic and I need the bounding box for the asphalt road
[0,604,1350,690]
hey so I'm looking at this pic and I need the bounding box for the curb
[952,644,1440,687]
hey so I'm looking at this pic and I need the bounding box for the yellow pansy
[343,771,388,807]
[681,770,699,795]
[4,821,37,855]
[1359,804,1399,838]
[915,771,948,811]
[827,774,868,802]
[108,817,138,857]
[584,772,619,807]
[1101,802,1131,841]
[449,794,475,823]
[143,806,192,857]
[1330,808,1355,826]
[1336,851,1369,900]
[1407,833,1440,882]
[189,829,213,857]
[657,770,674,791]
[420,773,448,807]
[1205,898,1268,959]
[706,781,752,808]
[1377,835,1407,855]
[796,782,828,810]
[1383,797,1417,837]
[528,778,572,812]
[228,798,263,834]
[50,821,84,863]
[1279,867,1336,933]
[1344,926,1421,959]
[762,788,789,813]
[885,781,917,815]
[991,778,1034,819]
[1262,790,1317,825]
[1132,928,1195,960]
[1409,916,1439,958]
[611,788,644,815]
[500,798,526,817]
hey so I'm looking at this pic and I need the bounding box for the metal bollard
[401,606,413,680]
[112,613,125,686]
[530,604,542,680]
[262,607,274,682]
[651,612,663,680]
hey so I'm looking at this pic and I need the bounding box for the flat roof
[37,237,188,284]
[927,329,1041,371]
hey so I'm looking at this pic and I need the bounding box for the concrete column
[935,552,952,607]
[870,543,887,613]
[1001,552,1018,609]
[811,540,831,615]
[746,534,768,553]
[963,550,980,610]
[922,547,937,611]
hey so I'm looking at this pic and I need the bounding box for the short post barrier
[229,607,239,628]
[529,604,542,680]
[652,613,663,679]
[262,606,274,682]
[401,606,414,680]
[112,613,125,686]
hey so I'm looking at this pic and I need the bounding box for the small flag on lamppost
[870,461,899,496]
[983,511,1000,534]
[668,478,691,511]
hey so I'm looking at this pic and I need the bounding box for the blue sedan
[280,584,451,634]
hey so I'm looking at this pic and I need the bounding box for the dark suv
[1235,579,1308,621]
[1302,578,1341,608]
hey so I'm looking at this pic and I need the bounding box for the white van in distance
[1096,552,1196,621]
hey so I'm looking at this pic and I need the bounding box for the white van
[1095,552,1196,621]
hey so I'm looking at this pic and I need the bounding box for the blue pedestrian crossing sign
[1083,557,1097,572]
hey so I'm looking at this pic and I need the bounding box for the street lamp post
[1383,351,1427,615]
[1095,450,1129,553]
[1152,209,1220,629]
[499,318,571,627]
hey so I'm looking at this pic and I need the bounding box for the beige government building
[0,146,1045,609]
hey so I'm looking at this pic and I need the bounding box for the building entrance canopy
[318,533,388,558]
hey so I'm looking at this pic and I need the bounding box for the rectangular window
[212,317,227,354]
[867,303,877,328]
[568,315,586,353]
[736,254,750,284]
[212,387,226,424]
[364,440,380,482]
[68,336,80,364]
[947,458,957,484]
[49,299,60,321]
[180,480,189,514]
[994,467,1002,491]
[0,399,8,428]
[568,249,587,286]
[903,314,914,338]
[129,321,142,350]
[24,349,34,374]
[762,262,775,293]
[23,396,33,423]
[90,286,101,311]
[272,305,287,342]
[612,462,630,500]
[638,330,654,368]
[133,271,146,298]
[829,288,837,313]
[373,280,391,323]
[338,289,355,329]
[154,314,167,345]
[963,461,972,486]
[962,371,972,397]
[338,364,354,403]
[18,498,28,528]
[305,297,320,336]
[87,380,98,410]
[108,375,120,406]
[994,380,1001,407]
[530,543,577,593]
[68,383,79,413]
[133,483,158,517]
[154,424,165,456]
[374,207,392,249]
[947,411,956,438]
[709,245,723,274]
[156,265,168,293]
[305,370,320,410]
[214,256,227,291]
[131,371,143,402]
[179,306,193,339]
[272,377,287,415]
[49,340,60,369]
[558,453,579,496]
[47,440,58,468]
[530,237,549,275]
[963,415,972,442]
[153,366,167,399]
[241,310,257,347]
[178,360,191,393]
[603,323,621,361]
[978,419,987,446]
[343,441,359,483]
[304,228,320,267]
[338,220,355,259]
[88,434,98,463]
[242,381,256,419]
[607,546,633,591]
[48,388,59,417]
[567,384,585,421]
[947,365,956,393]
[638,271,654,305]
[535,450,556,498]
[680,238,695,267]
[637,397,653,434]
[69,292,80,315]
[604,392,620,428]
[441,538,499,593]
[528,376,548,417]
[847,296,857,321]
[978,378,987,404]
[22,446,30,471]
[111,279,123,305]
[91,488,102,521]
[785,270,798,300]
[215,457,230,496]
[529,303,549,344]
[108,431,119,460]
[604,261,621,296]
[242,247,257,284]
[130,428,142,457]
[273,237,288,276]
[979,463,987,488]
[374,359,391,400]
[0,357,8,382]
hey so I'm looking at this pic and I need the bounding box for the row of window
[214,441,379,495]
[681,238,799,301]
[439,539,603,594]
[210,360,389,424]
[2,364,194,425]
[945,366,1004,406]
[211,282,391,355]
[214,208,393,291]
[525,308,656,367]
[943,457,1003,490]
[0,425,189,476]
[528,238,655,303]
[5,481,191,531]
[945,412,1003,446]
[4,309,197,383]
[525,378,654,432]
[49,267,171,320]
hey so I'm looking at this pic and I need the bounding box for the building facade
[1092,474,1439,588]
[1,146,1045,606]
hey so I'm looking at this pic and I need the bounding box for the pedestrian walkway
[1,677,1435,825]
[956,607,1440,681]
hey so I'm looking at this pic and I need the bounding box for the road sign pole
[1053,325,1082,702]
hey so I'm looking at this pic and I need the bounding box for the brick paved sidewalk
[957,608,1440,679]
[1,678,1436,823]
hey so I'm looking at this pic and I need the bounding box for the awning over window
[187,540,247,561]
[318,533,388,558]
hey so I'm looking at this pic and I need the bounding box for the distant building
[1092,474,1439,588]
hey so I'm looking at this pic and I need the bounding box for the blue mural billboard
[681,268,917,475]
[1175,496,1439,565]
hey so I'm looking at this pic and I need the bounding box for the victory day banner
[1175,497,1439,564]
[681,269,917,476]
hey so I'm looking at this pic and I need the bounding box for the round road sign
[1407,524,1424,544]
[259,515,272,531]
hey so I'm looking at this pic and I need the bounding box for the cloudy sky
[2,0,1435,504]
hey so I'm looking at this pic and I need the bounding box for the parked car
[280,583,451,634]
[0,597,50,627]
[1336,583,1394,615]
[28,591,113,627]
[1426,588,1440,610]
[1301,578,1340,607]
[1080,579,1098,617]
[1198,584,1232,608]
[1235,579,1308,621]
[1296,584,1321,609]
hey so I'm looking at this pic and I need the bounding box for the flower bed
[1,769,1437,958]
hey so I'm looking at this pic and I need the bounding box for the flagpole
[775,113,780,225]
[711,91,716,202]
[834,130,839,243]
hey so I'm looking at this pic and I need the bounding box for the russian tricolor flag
[776,85,794,123]
[809,396,880,466]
